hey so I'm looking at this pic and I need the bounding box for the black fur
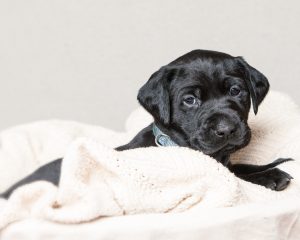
[0,50,292,199]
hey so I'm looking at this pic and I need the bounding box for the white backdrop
[0,0,299,131]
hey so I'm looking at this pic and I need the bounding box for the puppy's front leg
[229,158,293,191]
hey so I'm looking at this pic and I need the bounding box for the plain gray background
[0,0,299,131]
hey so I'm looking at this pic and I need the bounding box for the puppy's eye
[229,86,241,96]
[183,95,198,107]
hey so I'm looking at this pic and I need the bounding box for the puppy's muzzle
[201,112,243,148]
[212,118,237,140]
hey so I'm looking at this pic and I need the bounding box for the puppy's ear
[236,57,270,115]
[137,67,175,125]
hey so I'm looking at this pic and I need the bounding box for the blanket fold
[0,137,299,229]
[0,91,300,233]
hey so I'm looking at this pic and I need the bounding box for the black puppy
[0,50,293,199]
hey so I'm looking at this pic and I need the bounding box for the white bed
[0,91,300,240]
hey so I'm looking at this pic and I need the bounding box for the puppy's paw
[239,168,293,191]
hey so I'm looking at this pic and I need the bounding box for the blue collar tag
[152,124,178,147]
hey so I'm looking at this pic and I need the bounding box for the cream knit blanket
[0,91,299,229]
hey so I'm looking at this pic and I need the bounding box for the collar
[152,123,178,147]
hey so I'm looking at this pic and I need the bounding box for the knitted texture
[0,91,299,230]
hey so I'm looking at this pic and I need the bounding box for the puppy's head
[138,50,269,164]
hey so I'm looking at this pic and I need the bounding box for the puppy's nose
[214,121,237,139]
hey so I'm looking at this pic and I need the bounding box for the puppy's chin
[201,145,236,166]
[188,143,232,165]
[189,134,251,165]
[189,137,228,155]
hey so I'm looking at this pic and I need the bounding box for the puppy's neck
[152,124,178,147]
[154,121,190,148]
